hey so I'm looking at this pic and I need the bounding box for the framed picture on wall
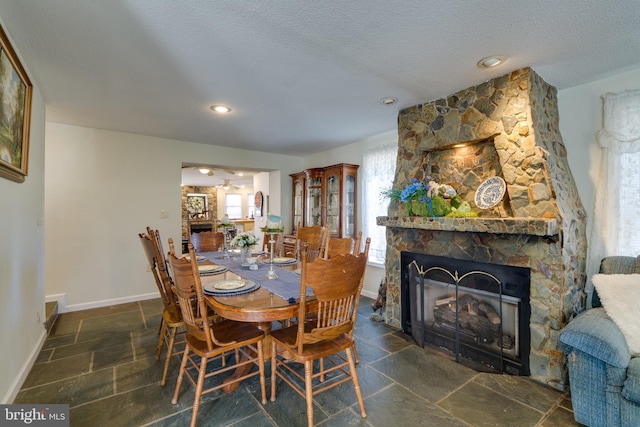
[0,23,33,183]
[187,193,208,219]
[254,191,263,217]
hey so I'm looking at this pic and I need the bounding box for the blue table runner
[200,251,311,301]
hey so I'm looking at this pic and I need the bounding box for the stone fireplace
[377,68,587,388]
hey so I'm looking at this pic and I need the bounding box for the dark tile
[115,355,180,393]
[78,310,146,342]
[352,336,390,365]
[92,341,134,370]
[51,332,132,360]
[473,372,564,412]
[263,376,329,427]
[369,346,477,403]
[364,384,466,426]
[438,381,544,427]
[131,329,174,361]
[48,319,80,338]
[139,298,164,318]
[35,348,53,364]
[22,353,92,388]
[69,381,194,426]
[15,368,114,407]
[43,333,76,350]
[313,364,393,416]
[366,331,413,353]
[317,408,368,426]
[228,411,277,427]
[57,302,141,323]
[541,406,580,426]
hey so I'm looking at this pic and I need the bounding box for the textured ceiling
[0,0,639,157]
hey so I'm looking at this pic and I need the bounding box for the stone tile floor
[15,296,581,426]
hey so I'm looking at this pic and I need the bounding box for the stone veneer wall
[380,68,587,387]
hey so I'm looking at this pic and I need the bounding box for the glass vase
[240,245,252,266]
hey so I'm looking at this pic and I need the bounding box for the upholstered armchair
[559,256,640,427]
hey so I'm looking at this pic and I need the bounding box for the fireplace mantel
[376,216,559,237]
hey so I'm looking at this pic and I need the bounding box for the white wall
[0,28,46,401]
[44,123,302,311]
[557,66,640,272]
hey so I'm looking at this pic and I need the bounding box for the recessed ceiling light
[210,104,232,113]
[198,168,210,174]
[381,97,398,105]
[477,56,504,69]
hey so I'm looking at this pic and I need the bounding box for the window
[225,194,242,219]
[362,143,397,264]
[590,89,640,278]
[247,194,255,218]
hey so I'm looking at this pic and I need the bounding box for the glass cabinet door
[345,174,355,236]
[326,173,340,236]
[293,180,303,231]
[306,177,322,226]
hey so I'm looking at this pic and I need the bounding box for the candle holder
[261,227,284,280]
[218,223,235,259]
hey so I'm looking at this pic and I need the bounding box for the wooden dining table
[195,250,313,392]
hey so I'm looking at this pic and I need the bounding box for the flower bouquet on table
[231,231,259,266]
[231,231,258,248]
[382,177,477,217]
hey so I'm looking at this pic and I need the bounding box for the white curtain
[362,143,397,263]
[588,89,640,286]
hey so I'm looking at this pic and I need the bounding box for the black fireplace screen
[401,252,531,376]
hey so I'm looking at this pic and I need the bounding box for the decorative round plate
[474,177,506,209]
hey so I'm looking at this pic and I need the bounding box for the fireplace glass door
[401,252,531,376]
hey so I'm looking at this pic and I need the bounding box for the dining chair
[322,236,354,259]
[290,223,327,262]
[190,231,224,252]
[270,242,369,427]
[138,227,185,387]
[167,243,267,427]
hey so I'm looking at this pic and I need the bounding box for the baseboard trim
[55,292,159,313]
[2,329,46,404]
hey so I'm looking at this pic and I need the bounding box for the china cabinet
[289,163,358,239]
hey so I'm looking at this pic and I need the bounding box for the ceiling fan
[216,179,240,190]
[181,165,237,176]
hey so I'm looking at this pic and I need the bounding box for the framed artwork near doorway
[0,23,33,183]
[254,191,264,217]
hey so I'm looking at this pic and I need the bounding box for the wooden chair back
[294,224,327,262]
[322,237,354,259]
[166,244,215,350]
[138,231,166,302]
[190,231,224,252]
[295,241,369,353]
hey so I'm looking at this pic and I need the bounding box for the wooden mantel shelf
[376,216,560,237]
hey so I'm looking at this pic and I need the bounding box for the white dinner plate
[197,264,227,275]
[272,257,297,264]
[213,279,246,290]
[203,280,256,294]
[183,255,207,262]
[474,176,506,209]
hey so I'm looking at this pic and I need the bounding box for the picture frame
[0,23,33,183]
[186,193,209,219]
[254,191,264,217]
